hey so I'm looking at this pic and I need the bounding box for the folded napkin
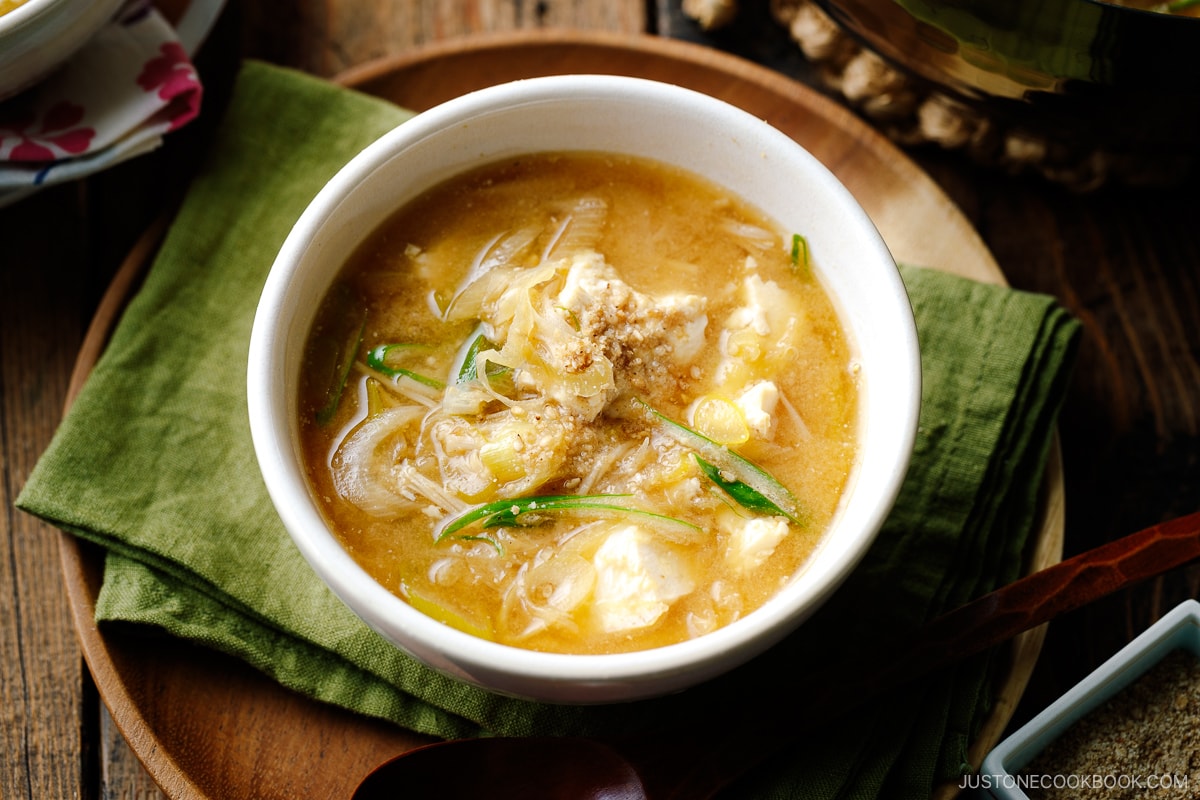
[17,60,1081,798]
[0,0,203,207]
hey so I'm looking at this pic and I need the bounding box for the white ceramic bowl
[979,599,1200,799]
[247,74,921,703]
[0,0,124,99]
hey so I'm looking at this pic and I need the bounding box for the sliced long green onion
[364,377,387,416]
[555,305,581,331]
[453,533,504,555]
[452,327,515,393]
[435,493,698,541]
[635,398,803,524]
[790,233,810,276]
[313,284,366,425]
[694,455,799,522]
[367,343,444,389]
[453,330,488,384]
[405,585,497,638]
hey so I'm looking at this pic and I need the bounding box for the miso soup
[299,152,859,655]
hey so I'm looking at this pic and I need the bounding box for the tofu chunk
[737,380,780,440]
[724,516,791,575]
[591,525,695,633]
[717,274,803,384]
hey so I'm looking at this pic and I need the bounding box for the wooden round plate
[59,29,1063,800]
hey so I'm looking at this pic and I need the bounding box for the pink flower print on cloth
[0,101,96,162]
[137,41,203,133]
[0,1,203,198]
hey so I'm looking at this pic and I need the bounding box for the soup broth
[299,152,859,654]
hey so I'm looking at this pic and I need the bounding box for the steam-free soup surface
[300,152,859,654]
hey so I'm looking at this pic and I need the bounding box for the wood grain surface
[2,0,1198,798]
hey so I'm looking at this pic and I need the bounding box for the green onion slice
[453,534,504,555]
[312,284,366,425]
[694,455,799,521]
[451,326,515,393]
[453,330,489,384]
[635,398,803,523]
[366,343,445,389]
[435,493,698,541]
[555,305,581,331]
[790,233,811,276]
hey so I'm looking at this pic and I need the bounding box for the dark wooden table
[2,1,1197,797]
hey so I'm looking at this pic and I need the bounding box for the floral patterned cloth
[0,1,203,206]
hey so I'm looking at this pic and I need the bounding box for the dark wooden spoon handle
[878,508,1200,693]
[859,510,1200,695]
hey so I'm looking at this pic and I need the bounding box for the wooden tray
[59,29,1064,800]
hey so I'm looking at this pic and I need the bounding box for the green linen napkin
[17,60,1080,798]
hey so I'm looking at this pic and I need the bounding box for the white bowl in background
[247,74,921,703]
[0,0,125,100]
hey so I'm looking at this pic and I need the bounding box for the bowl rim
[248,73,921,700]
[0,0,68,34]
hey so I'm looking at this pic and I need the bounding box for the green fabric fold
[17,59,1080,798]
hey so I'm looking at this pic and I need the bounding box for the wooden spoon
[352,509,1200,800]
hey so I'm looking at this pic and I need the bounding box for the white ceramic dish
[0,0,124,99]
[247,74,921,703]
[979,598,1200,798]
